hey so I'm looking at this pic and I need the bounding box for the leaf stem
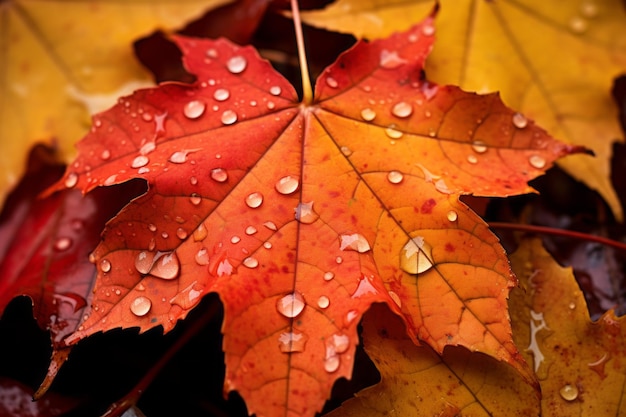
[489,222,626,252]
[291,0,313,104]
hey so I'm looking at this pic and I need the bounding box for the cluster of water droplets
[568,1,598,35]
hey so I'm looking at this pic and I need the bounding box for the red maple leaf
[48,11,585,416]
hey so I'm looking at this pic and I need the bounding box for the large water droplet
[221,110,238,125]
[339,233,371,253]
[529,155,546,169]
[276,292,305,318]
[176,227,187,240]
[294,202,318,224]
[275,176,299,195]
[385,125,403,139]
[65,173,78,188]
[269,86,282,96]
[360,108,376,121]
[512,112,528,129]
[135,251,156,274]
[213,88,230,101]
[400,236,434,274]
[100,259,111,273]
[559,384,579,401]
[226,56,247,74]
[245,226,257,235]
[317,295,330,309]
[323,271,334,281]
[391,102,413,118]
[130,296,151,317]
[324,354,340,373]
[243,257,259,268]
[387,171,404,184]
[245,192,264,208]
[195,248,210,265]
[131,155,149,169]
[447,210,458,222]
[210,168,228,183]
[278,331,307,353]
[184,100,206,119]
[330,333,350,353]
[352,274,378,298]
[380,50,406,69]
[169,150,195,164]
[150,251,181,280]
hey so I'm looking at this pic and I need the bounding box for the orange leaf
[509,237,626,416]
[50,13,584,416]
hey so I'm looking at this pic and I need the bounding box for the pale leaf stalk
[291,0,313,104]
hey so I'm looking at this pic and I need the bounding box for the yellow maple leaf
[0,0,230,207]
[299,0,626,220]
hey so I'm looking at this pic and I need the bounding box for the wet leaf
[326,304,539,417]
[49,13,584,416]
[300,0,626,220]
[0,0,231,207]
[509,237,626,416]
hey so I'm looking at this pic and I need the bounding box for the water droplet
[100,150,111,160]
[324,355,340,373]
[245,192,264,208]
[335,256,343,264]
[130,296,151,317]
[569,302,576,310]
[100,259,111,273]
[210,168,228,183]
[352,274,378,298]
[317,295,330,309]
[231,236,241,244]
[115,289,121,296]
[345,310,358,326]
[326,77,338,88]
[148,224,157,232]
[569,16,588,34]
[243,257,259,268]
[206,48,218,58]
[245,226,257,235]
[512,112,528,129]
[467,155,478,164]
[559,384,578,401]
[447,210,458,222]
[360,108,376,121]
[471,141,488,153]
[380,49,406,69]
[278,331,307,353]
[135,251,155,274]
[263,241,272,249]
[64,173,78,188]
[385,125,403,139]
[294,202,318,224]
[339,233,371,253]
[323,271,334,281]
[176,227,188,240]
[276,292,305,318]
[213,88,230,101]
[189,193,202,205]
[392,101,413,118]
[131,155,149,169]
[422,23,435,36]
[330,333,350,353]
[264,221,278,231]
[529,155,546,169]
[400,236,434,274]
[275,176,299,195]
[221,110,238,125]
[227,55,247,73]
[387,171,404,184]
[54,237,72,251]
[269,86,282,96]
[581,1,598,17]
[389,291,402,307]
[189,176,198,185]
[193,223,208,241]
[184,100,206,119]
[169,150,196,164]
[195,248,210,265]
[150,251,181,280]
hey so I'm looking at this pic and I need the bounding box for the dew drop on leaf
[529,155,547,169]
[149,251,181,280]
[379,49,406,69]
[447,210,458,222]
[421,23,435,36]
[324,355,340,373]
[330,333,350,354]
[339,233,371,253]
[471,141,488,153]
[389,290,402,307]
[559,384,579,401]
[213,88,230,101]
[100,259,111,273]
[131,155,149,169]
[269,86,281,96]
[317,296,330,309]
[54,237,72,251]
[130,296,152,317]
[275,175,299,195]
[360,108,376,121]
[195,248,210,265]
[569,16,588,34]
[189,193,202,206]
[391,101,413,118]
[345,310,358,326]
[278,331,307,353]
[323,271,334,281]
[263,221,277,231]
[183,100,206,119]
[400,236,434,274]
[352,274,378,298]
[340,146,352,156]
[581,1,598,17]
[512,112,528,129]
[192,223,207,242]
[226,55,247,74]
[467,155,478,164]
[176,228,188,240]
[294,202,318,224]
[64,173,78,188]
[245,192,264,208]
[221,110,238,125]
[210,168,228,183]
[385,125,403,139]
[231,236,241,244]
[169,150,192,164]
[135,251,156,274]
[100,150,111,160]
[245,226,257,235]
[276,292,305,318]
[387,170,403,184]
[326,77,338,88]
[243,257,259,268]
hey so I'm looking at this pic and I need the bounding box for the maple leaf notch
[47,6,586,417]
